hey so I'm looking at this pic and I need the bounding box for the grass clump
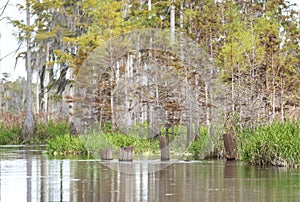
[187,127,221,160]
[35,120,70,141]
[47,130,161,156]
[0,125,21,145]
[239,121,300,167]
[105,132,159,154]
[0,119,70,145]
[80,130,113,154]
[46,135,87,155]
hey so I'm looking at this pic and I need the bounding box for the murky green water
[0,146,300,201]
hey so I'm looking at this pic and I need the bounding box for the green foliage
[46,135,87,155]
[105,132,159,154]
[80,130,113,153]
[35,120,70,141]
[0,120,70,145]
[46,129,160,156]
[239,121,300,166]
[0,125,21,145]
[187,127,214,159]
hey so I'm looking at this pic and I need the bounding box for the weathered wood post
[223,133,238,160]
[70,122,77,136]
[119,146,133,161]
[160,136,170,161]
[100,148,113,161]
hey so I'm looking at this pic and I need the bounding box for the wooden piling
[119,146,133,161]
[223,133,238,160]
[160,136,170,161]
[100,148,113,161]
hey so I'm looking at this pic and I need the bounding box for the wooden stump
[100,148,113,160]
[223,133,238,160]
[160,136,170,161]
[70,122,77,136]
[119,146,133,161]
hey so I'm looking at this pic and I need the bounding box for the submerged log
[119,146,133,161]
[223,133,238,160]
[160,136,170,161]
[100,148,113,160]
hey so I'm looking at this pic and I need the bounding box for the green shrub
[35,120,69,140]
[0,125,21,145]
[187,127,213,159]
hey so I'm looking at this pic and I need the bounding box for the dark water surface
[0,146,300,202]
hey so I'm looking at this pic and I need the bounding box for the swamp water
[0,145,300,201]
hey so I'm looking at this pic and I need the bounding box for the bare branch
[0,1,9,20]
[0,42,25,66]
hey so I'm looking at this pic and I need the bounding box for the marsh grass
[46,126,217,158]
[46,135,86,155]
[47,130,161,156]
[0,113,70,145]
[239,121,300,167]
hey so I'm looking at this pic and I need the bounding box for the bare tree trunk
[110,68,116,130]
[43,42,50,116]
[36,72,39,113]
[280,77,285,121]
[21,2,35,140]
[180,1,183,30]
[205,83,212,136]
[271,54,276,122]
[0,78,2,112]
[231,67,235,114]
[148,0,151,11]
[68,67,75,129]
[170,4,175,42]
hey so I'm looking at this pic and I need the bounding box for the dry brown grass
[0,111,69,129]
[0,112,25,129]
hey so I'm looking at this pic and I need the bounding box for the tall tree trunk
[21,2,35,140]
[280,77,285,121]
[271,54,276,122]
[0,78,2,112]
[0,30,4,111]
[148,0,151,11]
[170,4,175,42]
[205,83,212,136]
[36,72,39,113]
[180,1,183,30]
[43,42,50,116]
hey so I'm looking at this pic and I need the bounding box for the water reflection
[0,146,300,201]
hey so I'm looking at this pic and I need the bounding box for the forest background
[0,0,300,165]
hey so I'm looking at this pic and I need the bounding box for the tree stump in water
[160,136,170,161]
[100,148,113,161]
[119,146,133,161]
[223,133,238,160]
